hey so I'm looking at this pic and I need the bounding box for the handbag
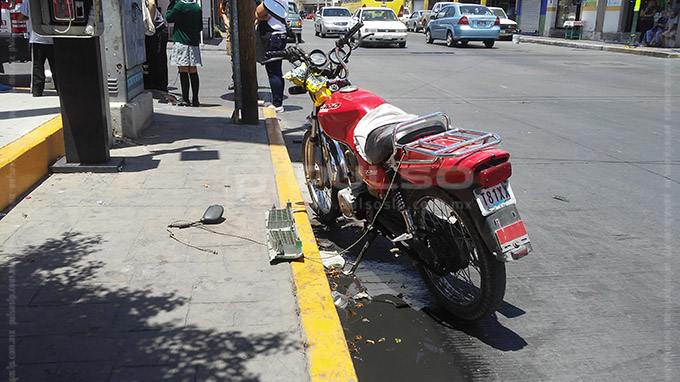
[142,0,156,37]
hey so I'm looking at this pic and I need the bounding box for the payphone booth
[101,0,153,139]
[28,0,143,172]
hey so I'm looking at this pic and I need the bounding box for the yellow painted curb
[0,116,64,211]
[264,108,358,382]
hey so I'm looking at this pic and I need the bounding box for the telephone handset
[51,0,87,23]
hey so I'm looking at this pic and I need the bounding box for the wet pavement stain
[317,218,500,381]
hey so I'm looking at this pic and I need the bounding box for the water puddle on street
[316,219,491,381]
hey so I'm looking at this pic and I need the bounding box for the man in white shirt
[17,0,58,96]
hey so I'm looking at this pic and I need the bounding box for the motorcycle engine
[337,187,356,218]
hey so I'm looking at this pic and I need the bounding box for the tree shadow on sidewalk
[0,232,300,381]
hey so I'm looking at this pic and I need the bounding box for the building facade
[517,0,679,45]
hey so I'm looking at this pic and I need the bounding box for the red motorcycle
[268,24,532,321]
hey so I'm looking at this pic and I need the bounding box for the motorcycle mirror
[200,205,224,224]
[288,85,306,95]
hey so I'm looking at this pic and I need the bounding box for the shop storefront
[519,0,543,33]
[555,0,581,27]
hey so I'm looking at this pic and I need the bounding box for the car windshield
[490,8,507,18]
[323,8,351,17]
[361,9,398,21]
[460,5,493,16]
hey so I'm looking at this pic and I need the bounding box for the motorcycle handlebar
[264,46,302,62]
[336,22,364,48]
[264,49,289,59]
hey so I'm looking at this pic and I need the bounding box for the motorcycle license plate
[474,182,516,216]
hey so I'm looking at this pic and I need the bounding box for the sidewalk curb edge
[264,108,358,382]
[0,116,64,212]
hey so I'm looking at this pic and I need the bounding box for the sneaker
[177,98,189,106]
[228,82,235,90]
[267,104,284,113]
[0,83,11,92]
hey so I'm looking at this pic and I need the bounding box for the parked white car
[488,7,519,39]
[315,6,353,38]
[350,7,408,48]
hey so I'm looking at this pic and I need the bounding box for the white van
[0,0,30,67]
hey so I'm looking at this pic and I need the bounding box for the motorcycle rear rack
[392,112,501,164]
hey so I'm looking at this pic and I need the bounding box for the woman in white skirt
[167,0,203,106]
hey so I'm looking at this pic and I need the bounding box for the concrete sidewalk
[0,83,355,380]
[518,35,680,58]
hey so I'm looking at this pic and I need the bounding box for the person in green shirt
[167,0,203,106]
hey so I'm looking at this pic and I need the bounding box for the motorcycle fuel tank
[318,88,385,147]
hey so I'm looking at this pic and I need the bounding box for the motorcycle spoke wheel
[409,188,505,321]
[302,131,339,224]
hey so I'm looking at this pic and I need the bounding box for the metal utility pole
[627,0,641,47]
[232,0,258,124]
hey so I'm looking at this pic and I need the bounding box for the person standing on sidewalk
[144,0,169,92]
[16,0,58,97]
[255,0,287,113]
[167,0,203,106]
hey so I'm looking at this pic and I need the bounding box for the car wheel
[398,41,406,48]
[315,27,319,36]
[484,40,495,48]
[446,31,456,47]
[425,29,433,44]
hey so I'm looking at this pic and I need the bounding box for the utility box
[102,0,153,138]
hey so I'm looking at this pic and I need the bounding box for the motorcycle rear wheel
[407,188,506,321]
[302,130,340,224]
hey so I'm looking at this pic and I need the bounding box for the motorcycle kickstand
[343,228,378,276]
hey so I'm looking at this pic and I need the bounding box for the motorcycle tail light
[494,17,500,26]
[475,161,511,187]
[458,16,469,25]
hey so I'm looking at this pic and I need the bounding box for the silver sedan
[404,10,431,32]
[314,7,353,38]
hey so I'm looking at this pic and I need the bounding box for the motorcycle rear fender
[397,148,510,189]
[444,188,531,262]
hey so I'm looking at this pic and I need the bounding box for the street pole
[234,0,258,124]
[627,0,641,47]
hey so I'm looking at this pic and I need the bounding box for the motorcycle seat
[364,122,399,164]
[365,120,449,164]
[353,104,417,164]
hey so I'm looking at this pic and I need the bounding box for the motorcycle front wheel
[407,188,506,321]
[302,130,340,224]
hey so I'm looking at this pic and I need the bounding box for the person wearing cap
[167,0,203,106]
[255,0,288,113]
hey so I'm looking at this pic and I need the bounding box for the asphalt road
[274,21,680,381]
